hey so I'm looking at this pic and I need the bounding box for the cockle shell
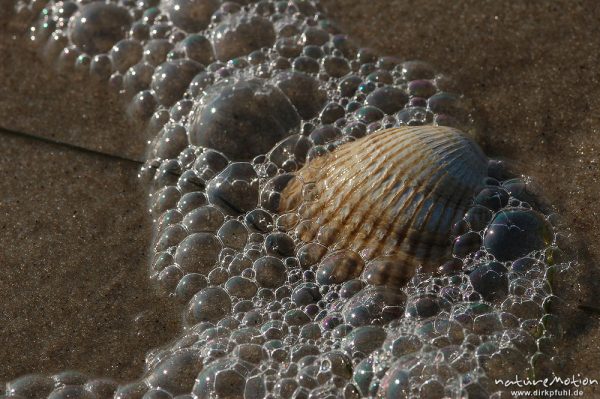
[279,126,488,280]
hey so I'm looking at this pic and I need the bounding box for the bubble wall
[3,0,575,398]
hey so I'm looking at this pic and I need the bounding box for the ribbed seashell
[279,126,488,283]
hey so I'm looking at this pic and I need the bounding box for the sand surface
[1,0,599,391]
[0,129,180,382]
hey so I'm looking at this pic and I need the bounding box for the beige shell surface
[280,126,488,275]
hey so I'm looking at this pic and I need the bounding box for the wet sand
[1,0,599,392]
[0,130,181,382]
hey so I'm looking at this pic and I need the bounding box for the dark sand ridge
[1,0,599,392]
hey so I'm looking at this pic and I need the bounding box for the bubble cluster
[7,0,575,398]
